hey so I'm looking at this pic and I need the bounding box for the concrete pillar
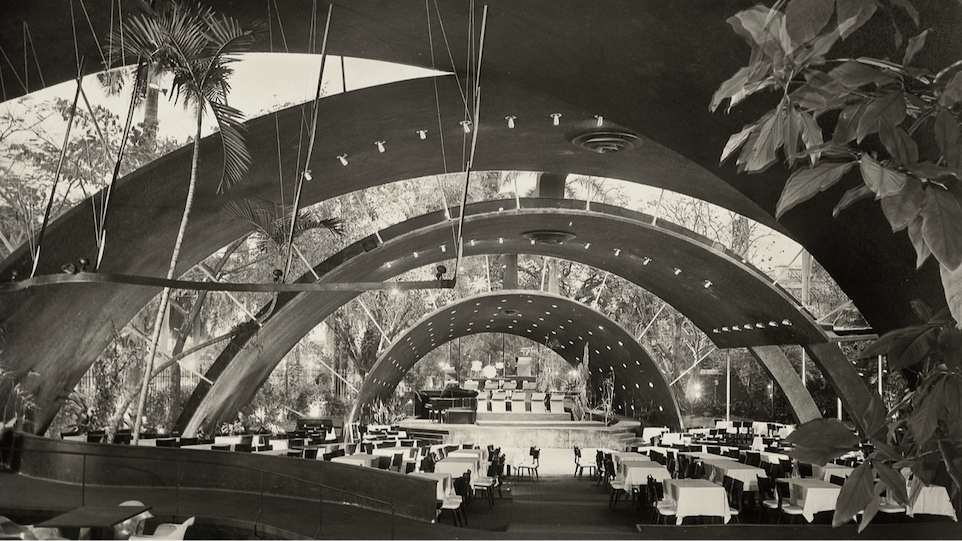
[747,345,822,425]
[503,255,518,289]
[535,174,566,295]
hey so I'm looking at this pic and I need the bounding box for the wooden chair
[517,449,540,480]
[573,447,597,478]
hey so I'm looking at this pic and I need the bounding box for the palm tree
[110,1,264,442]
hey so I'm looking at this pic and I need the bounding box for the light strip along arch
[351,290,683,428]
[179,199,868,436]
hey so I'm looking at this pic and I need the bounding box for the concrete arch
[351,291,683,427]
[178,200,855,436]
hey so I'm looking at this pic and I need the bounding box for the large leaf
[785,418,860,465]
[940,263,962,330]
[833,101,867,144]
[834,184,873,217]
[857,91,906,143]
[711,66,751,113]
[721,123,756,164]
[907,216,933,268]
[902,29,930,67]
[888,325,939,369]
[860,154,907,198]
[934,108,962,170]
[744,106,784,172]
[776,161,855,218]
[880,177,924,232]
[874,461,910,506]
[833,460,875,526]
[878,117,918,166]
[920,187,962,269]
[860,392,888,439]
[829,60,894,88]
[909,391,939,446]
[798,111,824,164]
[939,72,962,108]
[786,0,835,47]
[835,0,879,39]
[859,489,881,533]
[890,0,920,26]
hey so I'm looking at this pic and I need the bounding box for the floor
[2,449,960,540]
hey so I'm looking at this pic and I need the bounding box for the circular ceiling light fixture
[522,230,577,244]
[570,129,642,154]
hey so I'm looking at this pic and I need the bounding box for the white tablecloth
[907,480,958,520]
[812,463,854,482]
[702,459,764,491]
[410,471,452,500]
[664,479,731,525]
[612,452,651,468]
[331,455,375,467]
[620,462,671,490]
[783,478,840,522]
[449,448,488,462]
[642,427,671,443]
[435,456,481,479]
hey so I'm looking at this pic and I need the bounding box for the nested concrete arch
[1,75,782,434]
[350,291,683,428]
[2,0,951,341]
[179,199,857,436]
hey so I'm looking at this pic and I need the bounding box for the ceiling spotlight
[550,112,562,126]
[303,169,312,181]
[460,120,472,133]
[61,263,77,274]
[337,154,348,166]
[703,280,712,288]
[594,114,604,127]
[78,258,90,272]
[435,265,447,280]
[272,269,283,282]
[674,268,682,275]
[782,319,793,326]
[505,115,516,129]
[416,129,428,139]
[642,257,651,265]
[375,140,385,153]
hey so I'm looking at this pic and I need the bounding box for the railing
[5,435,397,539]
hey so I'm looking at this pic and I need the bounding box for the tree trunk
[132,107,204,444]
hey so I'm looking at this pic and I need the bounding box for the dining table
[701,458,765,491]
[905,479,958,521]
[434,456,481,479]
[331,454,378,467]
[811,463,854,482]
[619,461,672,491]
[780,478,841,522]
[410,471,453,500]
[37,505,152,540]
[663,479,731,525]
[448,448,488,462]
[611,452,652,468]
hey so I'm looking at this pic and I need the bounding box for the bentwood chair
[517,449,540,480]
[114,501,154,539]
[130,517,195,541]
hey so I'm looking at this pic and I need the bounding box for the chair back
[376,455,392,469]
[829,475,845,486]
[303,449,318,460]
[797,462,813,478]
[390,454,404,471]
[574,446,582,460]
[756,475,774,500]
[779,459,794,477]
[730,478,745,511]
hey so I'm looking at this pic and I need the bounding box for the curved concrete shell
[352,291,684,428]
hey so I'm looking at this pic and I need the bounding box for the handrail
[8,436,397,539]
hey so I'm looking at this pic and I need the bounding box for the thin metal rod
[669,347,717,386]
[636,303,667,341]
[197,263,262,325]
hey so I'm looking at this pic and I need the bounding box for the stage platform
[476,412,570,423]
[397,416,640,450]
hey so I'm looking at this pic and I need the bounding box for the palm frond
[223,198,345,252]
[207,99,250,192]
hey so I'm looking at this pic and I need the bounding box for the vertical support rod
[877,355,883,395]
[726,351,731,422]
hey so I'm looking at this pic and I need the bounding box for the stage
[397,416,640,450]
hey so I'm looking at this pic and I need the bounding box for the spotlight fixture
[272,269,283,283]
[460,120,472,133]
[594,114,604,127]
[337,154,348,166]
[303,169,312,181]
[61,263,77,274]
[375,140,385,153]
[435,265,447,280]
[550,112,562,126]
[78,258,90,272]
[416,129,428,139]
[505,115,516,128]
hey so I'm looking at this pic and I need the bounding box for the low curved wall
[13,434,437,523]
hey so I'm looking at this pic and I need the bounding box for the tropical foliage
[714,0,962,529]
[711,0,962,326]
[108,0,264,442]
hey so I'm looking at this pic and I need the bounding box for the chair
[303,449,318,460]
[829,474,845,486]
[775,482,805,523]
[608,463,629,510]
[648,478,677,524]
[233,444,253,453]
[530,392,547,414]
[746,452,761,467]
[756,476,779,522]
[376,455,392,469]
[797,462,813,478]
[286,450,303,458]
[778,459,794,478]
[1,516,66,540]
[390,453,404,472]
[439,475,468,526]
[471,458,500,507]
[724,477,744,524]
[707,445,721,455]
[114,500,154,539]
[130,517,195,541]
[573,447,596,478]
[517,449,540,480]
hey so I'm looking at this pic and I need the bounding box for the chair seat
[781,504,804,515]
[472,476,496,488]
[878,503,906,514]
[762,499,779,509]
